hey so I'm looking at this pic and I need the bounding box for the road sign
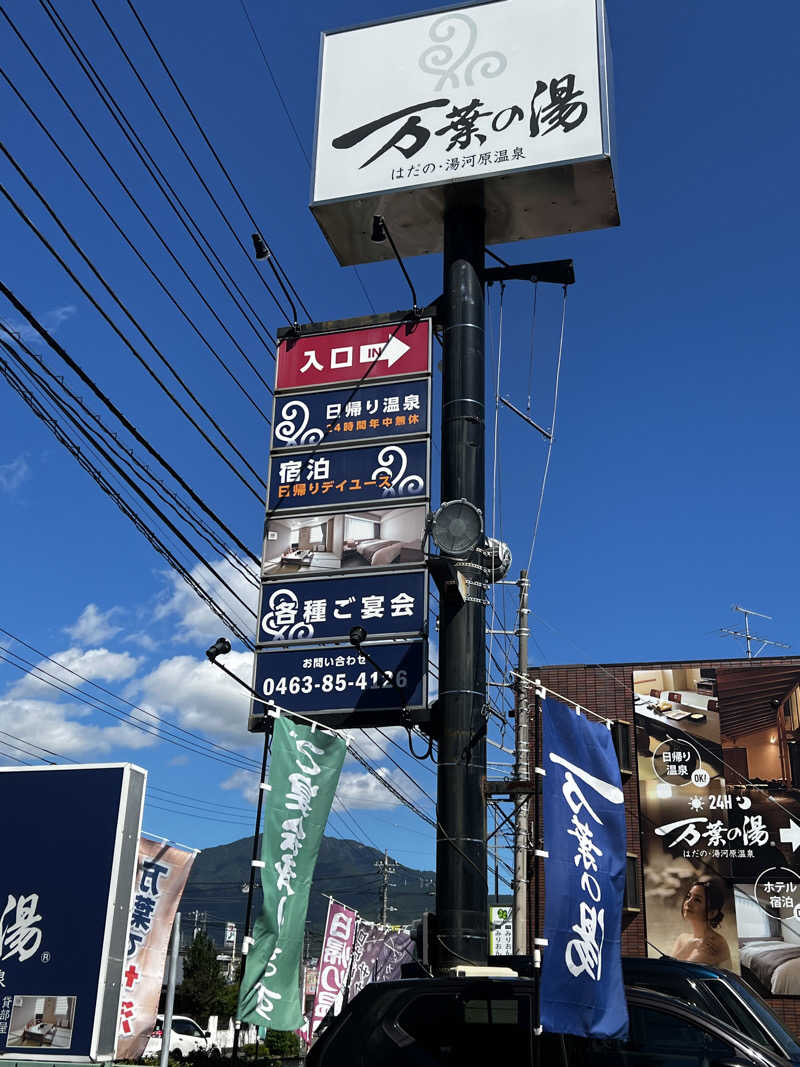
[261,502,428,581]
[311,0,617,265]
[276,319,430,391]
[271,378,430,450]
[268,440,429,512]
[252,640,427,727]
[257,570,426,645]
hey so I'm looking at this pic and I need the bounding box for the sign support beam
[435,184,488,970]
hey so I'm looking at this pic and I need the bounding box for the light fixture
[371,215,387,243]
[430,499,483,556]
[484,537,512,582]
[206,637,232,662]
[251,233,269,260]
[770,735,777,744]
[349,625,367,648]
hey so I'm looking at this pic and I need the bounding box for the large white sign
[311,0,617,264]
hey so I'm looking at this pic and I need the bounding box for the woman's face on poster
[682,883,707,920]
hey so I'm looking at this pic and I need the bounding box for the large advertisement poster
[116,838,197,1060]
[634,664,800,996]
[0,764,145,1062]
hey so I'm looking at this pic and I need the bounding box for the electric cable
[0,61,274,411]
[123,0,312,323]
[526,284,568,572]
[0,625,260,767]
[0,283,260,566]
[0,329,258,590]
[0,339,257,626]
[235,0,377,316]
[0,356,256,647]
[0,173,266,499]
[32,1,278,378]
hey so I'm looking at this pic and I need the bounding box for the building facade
[532,655,800,1037]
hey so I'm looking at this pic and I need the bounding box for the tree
[176,933,228,1023]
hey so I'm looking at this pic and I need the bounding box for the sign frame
[309,0,617,265]
[270,376,432,453]
[256,568,428,648]
[266,437,431,513]
[275,315,432,393]
[0,763,146,1064]
[250,638,429,729]
[261,501,430,583]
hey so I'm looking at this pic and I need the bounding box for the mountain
[179,834,436,955]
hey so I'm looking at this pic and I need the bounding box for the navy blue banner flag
[540,696,628,1040]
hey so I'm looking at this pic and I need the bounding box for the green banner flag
[238,716,346,1030]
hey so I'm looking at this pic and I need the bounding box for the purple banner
[310,901,357,1036]
[345,921,414,1002]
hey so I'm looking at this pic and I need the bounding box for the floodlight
[430,499,483,556]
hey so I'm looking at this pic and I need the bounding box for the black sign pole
[435,184,488,970]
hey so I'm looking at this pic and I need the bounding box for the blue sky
[1,0,799,887]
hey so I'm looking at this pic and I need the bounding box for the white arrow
[780,819,800,852]
[379,335,411,368]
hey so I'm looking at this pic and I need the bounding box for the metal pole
[513,570,530,954]
[532,686,542,1067]
[435,184,488,970]
[232,730,271,1065]
[160,912,180,1067]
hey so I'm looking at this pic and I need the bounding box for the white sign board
[311,0,617,265]
[489,905,513,956]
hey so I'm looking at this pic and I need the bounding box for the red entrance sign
[276,319,431,391]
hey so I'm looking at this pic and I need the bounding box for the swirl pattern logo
[274,400,325,447]
[418,13,506,91]
[371,445,424,497]
[261,588,315,641]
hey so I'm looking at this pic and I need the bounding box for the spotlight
[251,233,269,260]
[431,499,483,556]
[206,637,232,662]
[371,215,387,243]
[349,625,368,648]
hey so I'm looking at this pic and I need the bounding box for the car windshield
[715,976,800,1056]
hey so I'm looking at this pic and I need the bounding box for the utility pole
[513,570,530,954]
[435,185,488,971]
[376,849,397,924]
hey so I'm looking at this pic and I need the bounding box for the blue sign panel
[267,440,429,511]
[0,764,145,1061]
[258,570,426,645]
[540,697,628,1040]
[271,378,429,450]
[253,640,426,724]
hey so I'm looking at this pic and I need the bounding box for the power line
[0,625,259,768]
[235,0,377,315]
[0,283,259,565]
[30,1,278,384]
[123,0,312,323]
[0,339,258,630]
[0,169,266,499]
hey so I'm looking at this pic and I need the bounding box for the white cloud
[168,754,190,767]
[335,768,402,810]
[153,557,259,644]
[220,767,259,804]
[0,455,30,493]
[125,632,158,652]
[0,697,156,758]
[65,604,123,645]
[133,651,255,743]
[1,305,76,345]
[8,646,142,700]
